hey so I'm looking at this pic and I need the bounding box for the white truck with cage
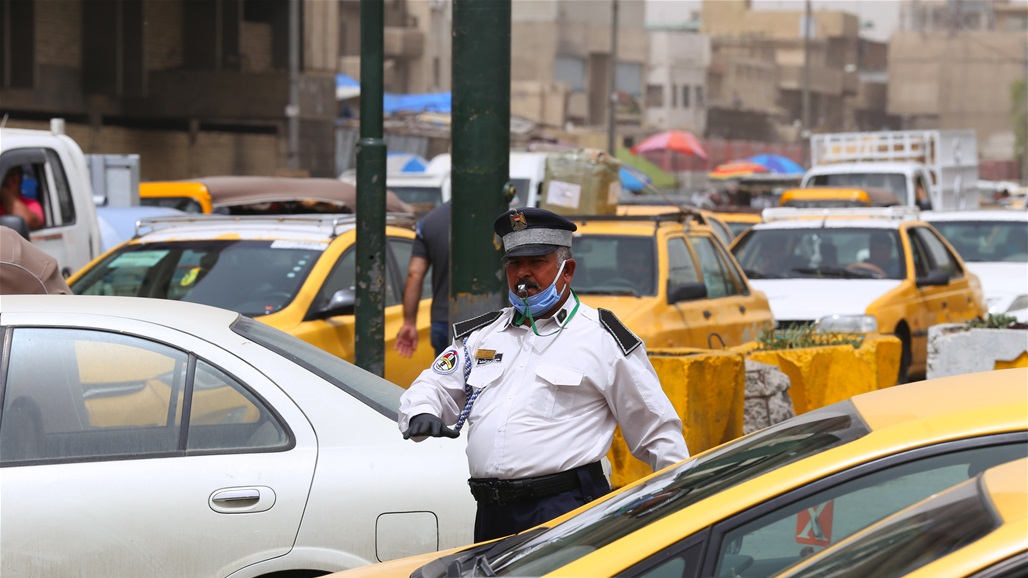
[801,130,979,211]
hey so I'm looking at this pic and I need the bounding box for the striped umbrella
[708,161,769,180]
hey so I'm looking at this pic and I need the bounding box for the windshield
[810,173,909,205]
[390,185,443,207]
[428,402,869,576]
[71,240,325,317]
[785,478,996,578]
[571,235,657,296]
[510,177,533,208]
[231,316,402,420]
[928,220,1028,263]
[732,228,906,280]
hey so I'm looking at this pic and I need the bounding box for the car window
[907,230,932,278]
[689,235,740,298]
[667,236,701,289]
[387,237,416,307]
[71,240,324,317]
[929,221,1028,264]
[912,227,963,279]
[0,327,288,465]
[480,402,870,575]
[783,478,996,578]
[571,235,657,296]
[711,442,1025,578]
[232,315,403,420]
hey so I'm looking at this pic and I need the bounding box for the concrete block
[743,360,794,434]
[927,324,1028,379]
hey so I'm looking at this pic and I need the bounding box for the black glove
[404,413,459,439]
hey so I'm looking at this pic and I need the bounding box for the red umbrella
[709,160,769,180]
[631,130,709,161]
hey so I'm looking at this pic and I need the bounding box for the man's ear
[563,258,577,280]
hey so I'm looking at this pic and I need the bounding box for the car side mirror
[668,281,708,303]
[917,269,949,287]
[307,288,356,320]
[0,215,30,240]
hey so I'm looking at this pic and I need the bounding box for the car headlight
[815,314,878,334]
[1006,295,1028,313]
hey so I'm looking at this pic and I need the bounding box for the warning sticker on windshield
[270,240,328,251]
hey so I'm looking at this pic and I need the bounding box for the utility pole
[607,0,619,154]
[802,0,812,168]
[451,0,511,325]
[287,0,300,170]
[355,0,387,377]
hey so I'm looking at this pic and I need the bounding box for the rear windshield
[231,316,402,420]
[426,401,870,576]
[572,235,657,296]
[733,228,905,280]
[71,240,325,317]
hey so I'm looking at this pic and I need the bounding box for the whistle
[517,283,527,297]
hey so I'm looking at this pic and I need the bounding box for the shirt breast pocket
[531,363,584,419]
[467,363,503,389]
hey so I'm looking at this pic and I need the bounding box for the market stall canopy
[631,130,709,162]
[709,161,769,180]
[335,74,360,100]
[387,152,429,174]
[620,165,652,193]
[382,92,451,114]
[746,153,804,175]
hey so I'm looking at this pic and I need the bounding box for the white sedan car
[923,210,1028,322]
[0,295,475,577]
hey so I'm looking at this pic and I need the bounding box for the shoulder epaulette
[453,310,504,340]
[598,308,642,355]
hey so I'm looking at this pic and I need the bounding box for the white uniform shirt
[399,295,689,479]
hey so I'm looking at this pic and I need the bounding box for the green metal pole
[451,0,512,324]
[356,0,386,377]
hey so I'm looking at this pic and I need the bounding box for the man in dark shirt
[396,201,451,358]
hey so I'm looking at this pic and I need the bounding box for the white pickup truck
[0,120,102,277]
[801,130,979,211]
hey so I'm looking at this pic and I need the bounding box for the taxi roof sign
[761,206,920,224]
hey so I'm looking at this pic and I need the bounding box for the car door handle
[941,301,947,309]
[738,305,746,313]
[210,486,276,514]
[703,310,712,319]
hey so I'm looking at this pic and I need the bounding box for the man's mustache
[516,278,540,296]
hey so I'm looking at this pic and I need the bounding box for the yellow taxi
[730,207,985,382]
[778,186,902,208]
[713,209,764,239]
[325,368,1028,578]
[779,457,1028,578]
[139,181,214,213]
[67,214,436,388]
[617,201,737,247]
[570,212,773,350]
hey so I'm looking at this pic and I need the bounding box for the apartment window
[696,86,705,107]
[682,85,691,108]
[646,84,664,108]
[671,84,677,108]
[555,56,586,92]
[615,61,643,96]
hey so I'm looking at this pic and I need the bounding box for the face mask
[509,259,567,317]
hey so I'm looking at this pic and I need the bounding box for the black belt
[468,461,604,506]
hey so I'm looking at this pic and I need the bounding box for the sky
[645,0,902,42]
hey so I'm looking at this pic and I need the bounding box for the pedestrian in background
[398,207,688,542]
[396,200,451,358]
[0,168,44,231]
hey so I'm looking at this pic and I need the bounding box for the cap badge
[510,210,528,231]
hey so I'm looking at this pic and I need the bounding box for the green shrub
[756,322,864,351]
[966,313,1019,329]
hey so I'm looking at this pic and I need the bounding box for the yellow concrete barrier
[606,349,745,488]
[743,334,900,415]
[996,351,1028,370]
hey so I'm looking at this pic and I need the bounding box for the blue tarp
[387,152,429,173]
[620,166,652,192]
[382,92,451,114]
[746,154,804,175]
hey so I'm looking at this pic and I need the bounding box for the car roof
[0,294,242,329]
[921,209,1028,223]
[122,213,414,243]
[806,162,923,174]
[570,213,714,235]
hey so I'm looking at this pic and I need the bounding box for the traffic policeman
[399,207,688,542]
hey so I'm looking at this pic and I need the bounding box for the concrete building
[1,0,340,179]
[700,0,866,141]
[645,25,710,137]
[890,0,1028,162]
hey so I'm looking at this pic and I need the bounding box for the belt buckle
[489,482,504,506]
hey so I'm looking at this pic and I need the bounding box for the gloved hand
[404,413,459,439]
